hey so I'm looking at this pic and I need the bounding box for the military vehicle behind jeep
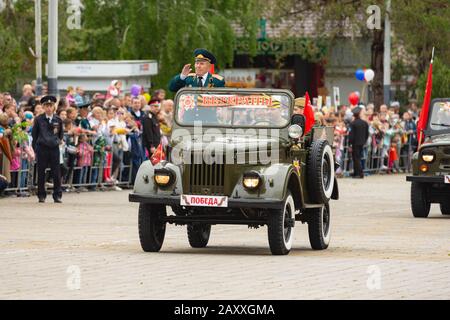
[129,88,339,255]
[407,98,450,218]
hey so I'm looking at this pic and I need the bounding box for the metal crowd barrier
[337,135,416,176]
[3,134,136,196]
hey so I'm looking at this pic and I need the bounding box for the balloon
[364,69,375,82]
[355,69,365,81]
[143,93,151,103]
[348,92,359,106]
[355,91,361,98]
[130,84,141,97]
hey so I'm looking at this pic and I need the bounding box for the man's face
[3,94,12,104]
[380,104,388,113]
[132,99,141,111]
[150,104,160,115]
[195,60,210,76]
[43,103,55,116]
[125,96,132,106]
[294,106,304,115]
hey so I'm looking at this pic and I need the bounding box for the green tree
[1,0,263,94]
[417,58,450,101]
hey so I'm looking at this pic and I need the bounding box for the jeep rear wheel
[307,203,331,250]
[267,192,295,255]
[187,224,211,248]
[138,203,167,252]
[307,140,335,204]
[411,182,430,218]
[440,201,450,215]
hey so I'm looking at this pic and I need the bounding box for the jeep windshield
[175,90,292,128]
[429,100,450,132]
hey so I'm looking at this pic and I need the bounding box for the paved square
[0,174,449,299]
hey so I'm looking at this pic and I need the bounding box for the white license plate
[445,175,450,184]
[181,195,228,208]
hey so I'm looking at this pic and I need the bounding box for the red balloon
[348,92,359,106]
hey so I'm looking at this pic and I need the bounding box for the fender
[133,160,183,196]
[231,163,303,206]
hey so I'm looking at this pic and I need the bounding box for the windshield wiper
[431,123,450,127]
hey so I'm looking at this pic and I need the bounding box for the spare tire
[307,139,335,204]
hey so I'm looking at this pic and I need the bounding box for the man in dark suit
[142,103,161,158]
[348,107,369,179]
[32,95,64,203]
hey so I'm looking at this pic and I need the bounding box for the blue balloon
[355,69,365,81]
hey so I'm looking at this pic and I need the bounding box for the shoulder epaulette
[212,74,224,81]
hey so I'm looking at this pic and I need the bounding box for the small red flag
[150,143,166,165]
[417,53,434,144]
[209,64,215,75]
[304,92,315,135]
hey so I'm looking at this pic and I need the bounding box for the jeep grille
[188,155,225,195]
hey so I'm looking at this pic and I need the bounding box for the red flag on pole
[304,92,315,135]
[417,49,434,144]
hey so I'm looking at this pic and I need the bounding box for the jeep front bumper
[129,193,285,210]
[406,176,446,183]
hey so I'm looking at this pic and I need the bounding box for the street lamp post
[48,0,58,96]
[34,0,42,96]
[383,0,391,105]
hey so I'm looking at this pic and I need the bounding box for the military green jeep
[407,98,450,218]
[129,88,339,255]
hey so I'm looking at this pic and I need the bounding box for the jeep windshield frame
[173,88,295,129]
[426,98,450,136]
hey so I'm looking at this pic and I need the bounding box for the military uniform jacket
[32,114,64,150]
[169,72,225,93]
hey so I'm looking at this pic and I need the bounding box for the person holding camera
[32,96,64,203]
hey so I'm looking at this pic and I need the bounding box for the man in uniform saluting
[169,49,225,124]
[169,48,225,93]
[32,95,64,203]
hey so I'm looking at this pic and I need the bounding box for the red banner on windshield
[198,95,273,107]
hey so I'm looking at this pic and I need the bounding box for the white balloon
[364,69,375,82]
[355,91,361,98]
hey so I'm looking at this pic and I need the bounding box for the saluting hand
[181,64,192,77]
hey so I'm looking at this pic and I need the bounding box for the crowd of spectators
[0,81,174,195]
[305,101,420,176]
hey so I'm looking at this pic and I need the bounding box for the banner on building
[224,69,258,88]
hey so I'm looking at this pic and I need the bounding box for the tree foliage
[0,0,263,93]
[417,58,450,101]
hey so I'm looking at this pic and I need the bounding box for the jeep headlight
[288,125,303,140]
[154,169,174,187]
[243,172,262,190]
[421,150,436,163]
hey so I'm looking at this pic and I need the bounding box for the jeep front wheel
[268,192,295,255]
[138,203,167,252]
[187,224,211,248]
[411,182,430,218]
[307,203,331,250]
[440,201,450,215]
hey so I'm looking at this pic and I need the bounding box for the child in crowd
[388,140,400,174]
[76,134,93,186]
